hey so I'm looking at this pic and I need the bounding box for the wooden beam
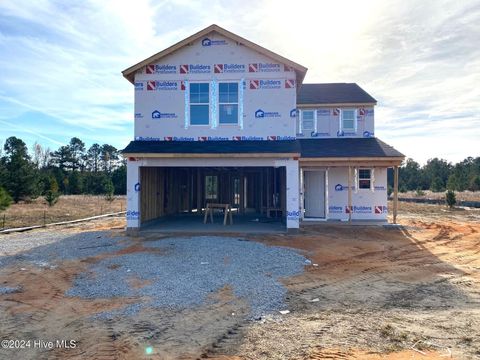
[196,168,202,213]
[348,166,352,223]
[239,169,245,215]
[393,165,399,224]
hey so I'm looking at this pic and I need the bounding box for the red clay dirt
[0,203,478,359]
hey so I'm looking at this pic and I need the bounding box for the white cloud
[0,0,478,163]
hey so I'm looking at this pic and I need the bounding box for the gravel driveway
[0,230,307,319]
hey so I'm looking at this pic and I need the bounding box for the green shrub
[44,190,59,207]
[445,190,456,208]
[0,187,12,211]
[104,179,115,202]
[415,188,425,196]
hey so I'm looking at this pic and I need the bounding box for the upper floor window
[190,83,209,125]
[301,110,315,133]
[358,168,371,189]
[219,83,238,124]
[341,109,356,131]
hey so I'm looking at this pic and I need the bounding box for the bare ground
[0,202,479,359]
[1,195,126,229]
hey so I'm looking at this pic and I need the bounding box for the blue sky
[0,0,479,164]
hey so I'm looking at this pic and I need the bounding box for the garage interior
[139,166,287,228]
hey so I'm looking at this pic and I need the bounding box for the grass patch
[0,195,125,229]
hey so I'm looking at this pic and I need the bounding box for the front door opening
[304,170,326,218]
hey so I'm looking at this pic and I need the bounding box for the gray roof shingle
[123,138,404,158]
[123,140,300,154]
[298,138,403,158]
[298,83,377,105]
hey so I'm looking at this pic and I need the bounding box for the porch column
[393,165,399,224]
[126,159,141,232]
[285,159,300,231]
[348,166,352,222]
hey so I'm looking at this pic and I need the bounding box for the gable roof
[297,83,377,105]
[122,24,308,86]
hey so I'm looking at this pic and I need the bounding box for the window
[301,110,315,133]
[341,109,356,131]
[190,83,209,125]
[219,83,238,124]
[358,169,371,189]
[205,175,218,200]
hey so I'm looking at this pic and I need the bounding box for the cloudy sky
[0,0,478,164]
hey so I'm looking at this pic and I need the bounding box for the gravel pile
[0,231,128,268]
[67,236,307,319]
[0,286,22,295]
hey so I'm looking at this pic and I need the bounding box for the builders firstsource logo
[232,136,264,141]
[180,64,211,74]
[145,64,177,74]
[249,79,282,90]
[198,136,229,141]
[248,63,281,72]
[267,136,296,140]
[214,63,246,73]
[346,206,373,214]
[285,79,295,88]
[135,82,144,91]
[163,136,195,141]
[328,206,343,214]
[375,205,388,214]
[146,81,178,91]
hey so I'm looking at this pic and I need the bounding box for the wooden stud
[239,169,245,215]
[197,168,202,213]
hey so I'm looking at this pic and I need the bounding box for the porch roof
[123,139,300,157]
[123,138,404,160]
[298,138,404,158]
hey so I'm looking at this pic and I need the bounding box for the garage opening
[139,166,287,229]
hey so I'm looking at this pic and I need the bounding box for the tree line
[388,157,480,193]
[0,136,126,206]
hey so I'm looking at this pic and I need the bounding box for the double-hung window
[341,109,356,131]
[219,83,238,124]
[190,83,209,125]
[301,110,315,134]
[358,169,372,189]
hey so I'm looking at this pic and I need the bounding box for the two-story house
[122,25,404,232]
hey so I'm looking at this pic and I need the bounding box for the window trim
[341,108,356,132]
[358,168,372,190]
[189,82,210,126]
[218,82,239,126]
[299,109,317,134]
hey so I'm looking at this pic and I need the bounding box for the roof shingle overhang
[122,140,301,158]
[297,83,377,105]
[122,138,404,166]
